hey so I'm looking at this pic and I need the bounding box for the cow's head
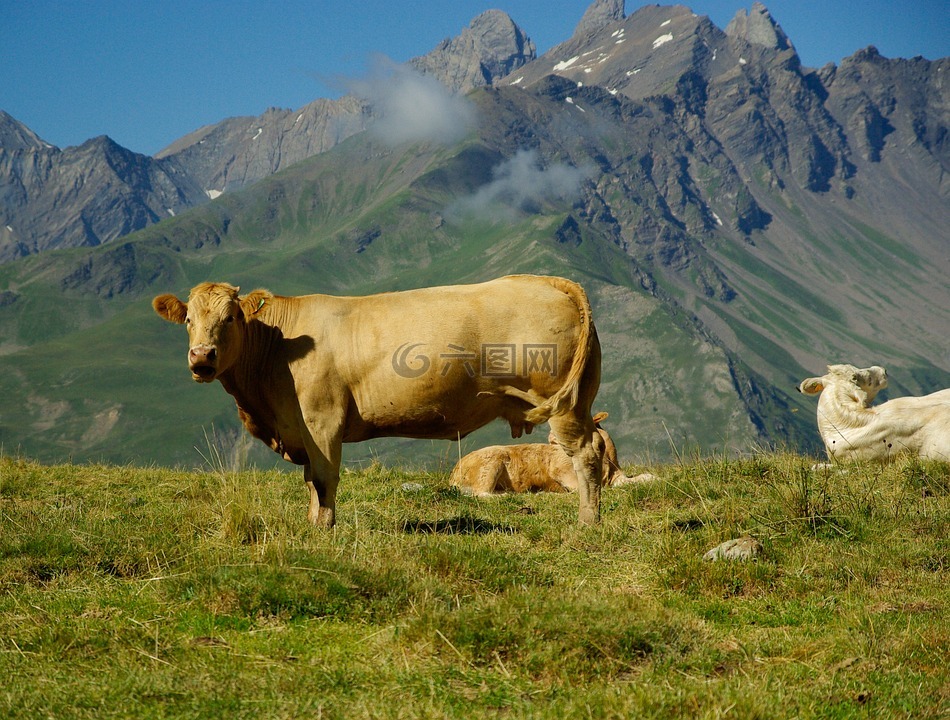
[152,282,269,383]
[847,365,888,403]
[798,364,888,405]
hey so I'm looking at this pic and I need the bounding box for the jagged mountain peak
[0,110,51,152]
[502,3,718,102]
[79,134,127,153]
[408,9,536,93]
[573,0,626,39]
[725,2,792,52]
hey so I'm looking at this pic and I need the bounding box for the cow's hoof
[309,507,335,528]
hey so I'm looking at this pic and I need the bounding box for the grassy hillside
[1,452,947,718]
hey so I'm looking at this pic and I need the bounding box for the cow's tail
[502,277,597,426]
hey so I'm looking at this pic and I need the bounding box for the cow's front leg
[304,463,339,528]
[298,408,345,527]
[301,425,343,527]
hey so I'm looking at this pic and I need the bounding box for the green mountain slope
[0,124,808,468]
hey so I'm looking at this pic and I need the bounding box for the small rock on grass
[612,472,658,486]
[703,536,763,562]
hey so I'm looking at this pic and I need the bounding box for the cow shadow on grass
[402,516,517,535]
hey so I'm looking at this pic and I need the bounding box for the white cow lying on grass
[798,364,950,462]
[451,413,654,495]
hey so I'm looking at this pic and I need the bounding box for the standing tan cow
[153,275,604,527]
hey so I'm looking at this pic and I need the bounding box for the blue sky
[2,1,946,156]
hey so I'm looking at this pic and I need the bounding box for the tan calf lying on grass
[798,364,950,462]
[451,413,655,495]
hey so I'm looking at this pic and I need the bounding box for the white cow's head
[798,364,888,405]
[153,283,268,383]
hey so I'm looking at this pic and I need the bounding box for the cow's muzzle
[188,345,217,382]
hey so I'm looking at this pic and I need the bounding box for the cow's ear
[153,294,188,324]
[240,290,272,319]
[798,377,825,395]
[592,411,609,425]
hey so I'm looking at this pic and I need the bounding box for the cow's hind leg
[549,413,604,525]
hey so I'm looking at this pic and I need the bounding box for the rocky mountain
[0,122,208,262]
[0,10,536,263]
[497,1,948,378]
[160,10,536,194]
[0,1,947,468]
[408,9,536,92]
[0,110,47,151]
[574,0,626,37]
[152,96,372,198]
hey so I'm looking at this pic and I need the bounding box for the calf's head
[153,282,267,383]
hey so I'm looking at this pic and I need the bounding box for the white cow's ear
[152,294,188,324]
[798,378,825,395]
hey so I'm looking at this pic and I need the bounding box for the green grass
[1,452,947,718]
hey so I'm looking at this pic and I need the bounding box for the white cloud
[348,55,476,147]
[449,149,592,220]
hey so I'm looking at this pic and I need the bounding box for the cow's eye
[185,316,191,324]
[226,315,235,323]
